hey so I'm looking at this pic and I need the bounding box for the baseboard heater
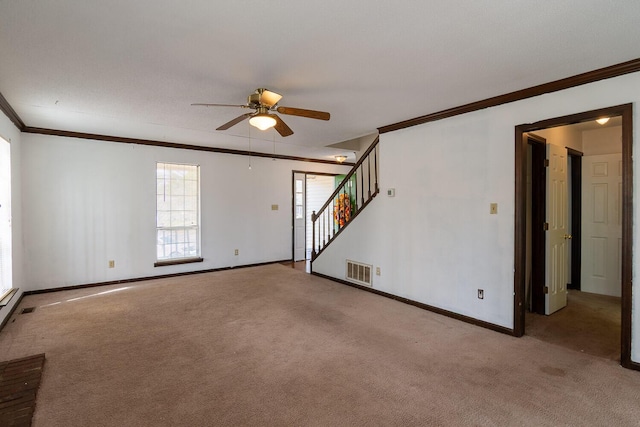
[0,288,17,307]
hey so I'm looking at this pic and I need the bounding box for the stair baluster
[311,136,380,260]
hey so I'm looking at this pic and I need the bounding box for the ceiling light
[596,117,610,125]
[335,155,347,163]
[249,114,277,130]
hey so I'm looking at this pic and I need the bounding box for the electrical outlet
[376,267,381,276]
[108,260,115,268]
[478,289,484,299]
[234,249,239,256]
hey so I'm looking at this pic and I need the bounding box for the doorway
[514,104,633,368]
[526,130,590,315]
[293,172,306,262]
[291,171,340,266]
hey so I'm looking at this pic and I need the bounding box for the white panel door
[293,173,306,261]
[581,153,622,297]
[545,143,568,315]
[0,136,11,297]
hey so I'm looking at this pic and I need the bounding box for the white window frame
[0,135,12,298]
[155,162,202,266]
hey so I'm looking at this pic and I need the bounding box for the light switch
[271,204,279,211]
[490,203,498,215]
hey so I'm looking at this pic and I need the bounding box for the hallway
[526,290,621,361]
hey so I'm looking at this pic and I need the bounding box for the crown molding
[0,94,352,165]
[0,92,25,131]
[22,126,354,166]
[0,93,354,166]
[3,57,640,159]
[378,57,640,134]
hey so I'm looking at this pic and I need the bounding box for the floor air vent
[346,260,373,287]
[21,307,36,314]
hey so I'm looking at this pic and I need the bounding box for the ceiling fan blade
[273,114,294,137]
[216,113,253,131]
[192,103,248,108]
[260,90,283,107]
[276,106,330,121]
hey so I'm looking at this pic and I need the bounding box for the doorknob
[564,234,573,239]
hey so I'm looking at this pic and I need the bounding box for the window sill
[154,257,204,268]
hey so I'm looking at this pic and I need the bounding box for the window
[155,162,201,265]
[295,179,304,219]
[0,136,11,298]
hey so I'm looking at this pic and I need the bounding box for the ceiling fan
[191,88,330,137]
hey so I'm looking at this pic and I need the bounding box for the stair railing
[311,136,380,260]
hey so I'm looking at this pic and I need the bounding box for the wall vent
[346,260,373,287]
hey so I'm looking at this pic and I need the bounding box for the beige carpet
[0,264,639,426]
[526,290,621,361]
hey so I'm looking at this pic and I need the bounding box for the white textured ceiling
[1,1,640,161]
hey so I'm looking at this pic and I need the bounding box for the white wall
[0,112,23,327]
[583,126,622,156]
[534,125,583,151]
[20,133,349,291]
[312,71,640,363]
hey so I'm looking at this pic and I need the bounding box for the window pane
[184,211,198,225]
[295,193,303,205]
[156,162,200,261]
[170,179,184,195]
[171,195,185,211]
[184,196,198,212]
[156,195,170,213]
[296,179,302,192]
[170,164,184,178]
[185,180,198,196]
[184,166,198,181]
[170,211,185,227]
[0,136,11,295]
[157,211,171,227]
[296,206,303,219]
[157,179,166,196]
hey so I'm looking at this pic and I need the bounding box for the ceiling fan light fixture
[259,90,283,107]
[596,117,610,125]
[249,114,277,131]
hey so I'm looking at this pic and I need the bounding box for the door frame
[528,134,547,315]
[291,171,342,262]
[567,148,583,291]
[292,172,306,262]
[514,103,634,368]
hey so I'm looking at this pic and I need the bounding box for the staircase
[311,136,380,260]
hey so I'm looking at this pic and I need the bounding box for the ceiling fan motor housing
[248,93,261,106]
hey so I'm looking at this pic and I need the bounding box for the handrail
[313,136,379,217]
[311,136,380,260]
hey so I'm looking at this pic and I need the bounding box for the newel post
[311,210,317,259]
